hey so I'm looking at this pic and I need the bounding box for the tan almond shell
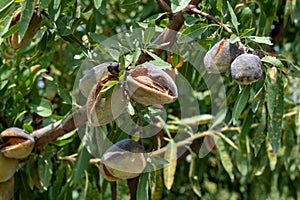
[86,83,128,126]
[79,62,118,97]
[231,54,262,85]
[9,9,42,50]
[0,127,35,159]
[0,176,14,200]
[100,139,146,181]
[0,153,18,183]
[204,39,241,73]
[127,64,178,106]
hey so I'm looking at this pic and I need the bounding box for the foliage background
[0,0,300,199]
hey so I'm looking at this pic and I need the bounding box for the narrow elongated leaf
[0,14,14,45]
[0,0,15,22]
[266,141,277,170]
[178,23,213,43]
[216,137,234,181]
[261,56,284,67]
[232,86,250,124]
[137,172,149,200]
[163,140,177,190]
[247,36,273,45]
[253,106,267,156]
[266,70,284,152]
[72,147,92,186]
[93,0,103,9]
[236,111,253,175]
[227,1,239,33]
[152,170,163,200]
[216,0,223,13]
[19,0,36,41]
[38,150,54,190]
[188,154,201,197]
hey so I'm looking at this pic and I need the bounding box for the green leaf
[121,0,140,10]
[0,14,13,45]
[143,50,172,69]
[137,172,149,200]
[29,98,53,117]
[236,111,253,175]
[266,70,284,153]
[163,140,177,190]
[247,36,273,45]
[38,149,54,190]
[227,1,239,33]
[216,0,223,13]
[188,154,201,197]
[1,22,20,39]
[261,56,284,67]
[216,137,234,181]
[0,0,14,11]
[0,0,15,23]
[229,34,240,43]
[19,0,36,42]
[143,28,156,44]
[152,170,163,200]
[253,106,267,156]
[232,86,250,124]
[72,147,92,186]
[57,85,72,104]
[53,0,61,10]
[93,0,103,9]
[171,0,191,13]
[89,33,112,44]
[266,141,277,171]
[178,23,212,43]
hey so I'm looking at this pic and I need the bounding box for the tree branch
[32,106,87,147]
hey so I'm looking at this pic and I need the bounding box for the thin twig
[185,4,233,35]
[152,130,214,155]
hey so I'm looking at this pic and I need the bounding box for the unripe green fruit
[9,9,42,49]
[231,54,262,84]
[0,127,35,159]
[0,153,18,183]
[204,39,241,73]
[100,139,147,181]
[127,64,178,106]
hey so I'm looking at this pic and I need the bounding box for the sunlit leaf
[216,137,234,181]
[266,141,277,171]
[171,0,191,13]
[29,98,53,117]
[261,56,284,68]
[163,140,177,190]
[227,1,239,33]
[247,36,273,45]
[38,149,54,190]
[152,170,163,200]
[188,153,201,197]
[266,70,284,152]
